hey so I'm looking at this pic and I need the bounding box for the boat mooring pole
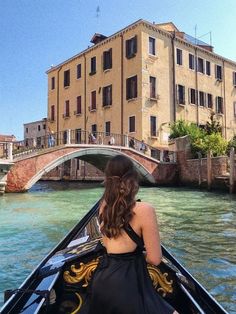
[229,147,235,194]
[207,150,212,191]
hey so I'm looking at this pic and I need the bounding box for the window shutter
[134,76,137,98]
[109,85,112,105]
[103,51,106,70]
[126,40,129,58]
[126,78,129,100]
[133,35,137,54]
[176,85,179,104]
[109,48,112,68]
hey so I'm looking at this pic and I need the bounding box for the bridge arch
[24,147,155,191]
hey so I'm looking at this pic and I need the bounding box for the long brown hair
[99,155,139,238]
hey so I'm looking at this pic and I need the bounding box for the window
[38,125,41,131]
[77,64,81,79]
[129,116,135,133]
[51,77,55,89]
[43,124,46,130]
[26,127,28,133]
[64,100,70,117]
[216,96,223,114]
[207,93,213,109]
[126,75,137,100]
[91,124,97,135]
[103,49,112,70]
[176,84,185,105]
[189,88,196,104]
[51,105,55,121]
[75,128,82,143]
[199,91,205,107]
[64,70,70,87]
[150,76,156,98]
[215,65,222,80]
[76,96,82,114]
[150,116,157,137]
[63,131,67,144]
[90,57,96,75]
[36,137,41,147]
[103,85,112,106]
[105,121,111,135]
[189,54,195,70]
[126,36,137,59]
[176,48,182,65]
[206,61,211,76]
[197,57,204,74]
[234,102,236,117]
[233,72,236,86]
[149,37,155,55]
[91,91,96,110]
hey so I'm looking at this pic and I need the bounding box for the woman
[88,155,177,314]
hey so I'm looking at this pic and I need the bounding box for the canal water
[0,182,235,313]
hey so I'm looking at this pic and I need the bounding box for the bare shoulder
[133,202,157,219]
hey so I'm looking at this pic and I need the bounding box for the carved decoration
[147,264,173,297]
[71,293,83,314]
[64,258,99,287]
[64,258,173,299]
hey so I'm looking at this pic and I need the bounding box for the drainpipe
[83,53,87,142]
[171,32,176,122]
[121,34,124,142]
[194,47,199,125]
[56,66,62,144]
[223,60,227,139]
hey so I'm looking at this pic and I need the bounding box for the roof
[155,22,180,32]
[90,33,108,44]
[46,18,236,73]
[0,134,16,142]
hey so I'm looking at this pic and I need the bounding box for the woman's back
[100,201,162,266]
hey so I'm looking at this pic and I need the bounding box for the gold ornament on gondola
[147,264,173,297]
[64,258,99,287]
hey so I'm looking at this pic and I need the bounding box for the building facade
[0,134,16,158]
[24,118,47,147]
[46,19,236,147]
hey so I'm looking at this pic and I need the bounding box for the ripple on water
[0,184,235,313]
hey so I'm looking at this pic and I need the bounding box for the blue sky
[0,0,236,140]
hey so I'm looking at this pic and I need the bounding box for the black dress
[88,225,174,314]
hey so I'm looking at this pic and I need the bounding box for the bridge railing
[7,129,175,162]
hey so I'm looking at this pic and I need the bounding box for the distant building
[0,134,16,158]
[23,118,47,148]
[46,19,236,146]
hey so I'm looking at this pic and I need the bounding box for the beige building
[0,134,16,158]
[46,19,236,147]
[24,118,47,147]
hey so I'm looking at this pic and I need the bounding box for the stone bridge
[6,144,177,192]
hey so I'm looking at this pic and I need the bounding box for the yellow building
[46,19,236,147]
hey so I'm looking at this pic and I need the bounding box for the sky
[0,0,236,140]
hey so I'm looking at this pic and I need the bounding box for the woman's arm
[139,203,162,265]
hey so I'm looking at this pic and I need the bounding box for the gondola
[1,200,228,314]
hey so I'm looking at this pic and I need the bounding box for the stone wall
[177,150,229,187]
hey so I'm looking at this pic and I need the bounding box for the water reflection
[0,183,235,313]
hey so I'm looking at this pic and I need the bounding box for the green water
[0,182,235,313]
